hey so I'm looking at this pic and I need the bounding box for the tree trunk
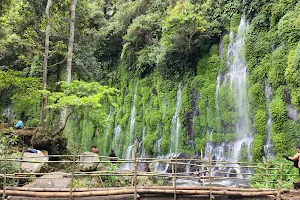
[56,0,78,134]
[66,0,77,83]
[40,0,52,129]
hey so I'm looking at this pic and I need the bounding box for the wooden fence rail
[0,151,291,199]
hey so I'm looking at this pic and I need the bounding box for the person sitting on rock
[90,145,99,154]
[15,120,23,129]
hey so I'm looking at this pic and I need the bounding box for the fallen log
[0,128,36,136]
[0,188,284,198]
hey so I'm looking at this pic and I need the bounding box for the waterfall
[139,126,146,158]
[129,82,137,145]
[112,125,122,155]
[169,82,183,153]
[154,124,163,156]
[122,144,135,170]
[215,73,221,134]
[2,105,16,124]
[264,79,274,159]
[227,17,252,164]
[103,114,112,155]
[154,86,181,173]
[153,93,168,156]
[122,81,137,169]
[205,17,252,178]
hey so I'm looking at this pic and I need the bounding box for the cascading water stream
[153,93,168,155]
[154,85,182,173]
[264,79,274,159]
[170,82,182,153]
[122,81,137,170]
[205,17,252,179]
[139,127,146,158]
[103,114,112,154]
[2,105,16,124]
[227,18,252,165]
[112,125,122,155]
[215,73,221,134]
[129,82,137,145]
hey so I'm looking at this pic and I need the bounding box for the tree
[40,0,52,128]
[57,0,78,134]
[158,0,211,77]
[32,80,118,155]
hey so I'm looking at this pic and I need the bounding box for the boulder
[79,152,100,171]
[137,162,150,172]
[24,171,71,188]
[21,152,48,173]
[8,172,72,200]
[287,104,298,121]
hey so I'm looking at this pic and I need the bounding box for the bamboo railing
[0,150,294,199]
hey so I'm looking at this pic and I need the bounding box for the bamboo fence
[0,150,294,199]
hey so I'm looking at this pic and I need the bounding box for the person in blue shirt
[15,120,23,129]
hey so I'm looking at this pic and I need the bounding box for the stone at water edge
[21,152,49,173]
[79,152,100,172]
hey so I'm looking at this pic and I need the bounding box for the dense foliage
[1,1,300,184]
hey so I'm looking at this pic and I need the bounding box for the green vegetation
[0,134,20,187]
[1,1,300,189]
[250,159,299,189]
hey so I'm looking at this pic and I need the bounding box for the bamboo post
[2,145,7,200]
[201,149,204,185]
[264,158,268,189]
[69,144,76,200]
[174,153,177,200]
[17,140,25,187]
[133,148,137,200]
[171,156,175,187]
[208,152,213,200]
[276,163,283,200]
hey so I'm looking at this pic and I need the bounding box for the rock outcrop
[24,171,71,188]
[21,152,48,173]
[79,152,100,171]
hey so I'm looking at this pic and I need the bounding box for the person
[15,120,23,129]
[283,145,300,174]
[90,145,99,154]
[108,149,117,161]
